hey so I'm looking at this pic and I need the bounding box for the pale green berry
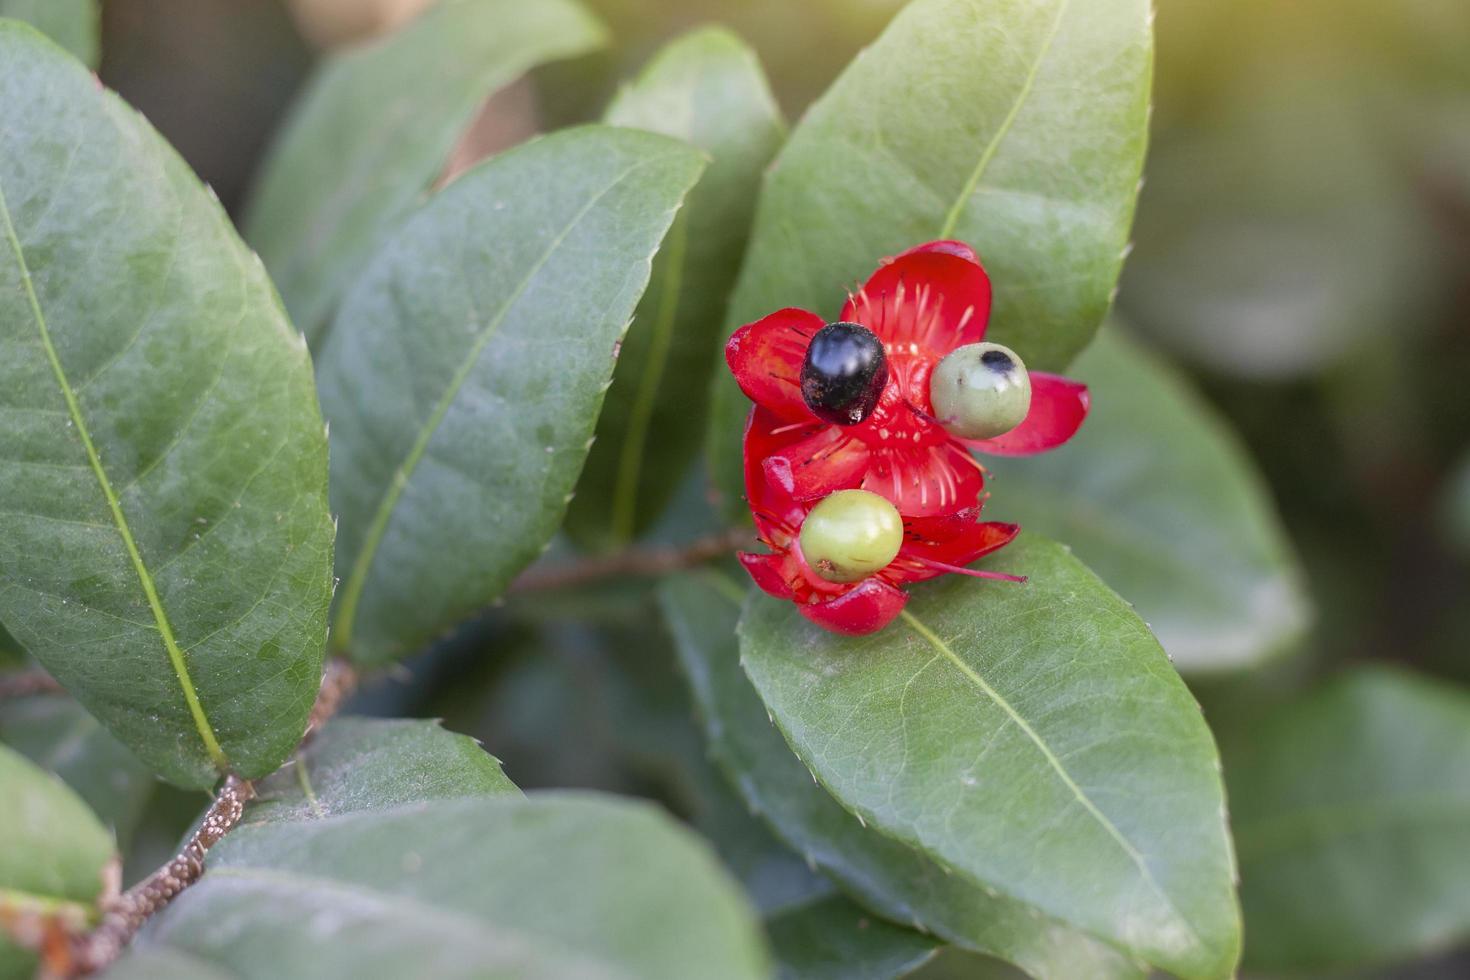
[799,489,903,584]
[929,342,1032,440]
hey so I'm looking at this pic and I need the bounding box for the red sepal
[966,373,1090,456]
[799,579,909,635]
[859,440,985,517]
[841,250,991,351]
[725,308,824,424]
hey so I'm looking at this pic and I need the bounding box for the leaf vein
[937,0,1070,240]
[0,177,227,772]
[332,156,658,649]
[896,607,1198,947]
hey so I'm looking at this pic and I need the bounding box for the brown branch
[67,775,254,974]
[0,668,64,699]
[509,527,755,594]
[54,656,358,976]
[305,656,358,742]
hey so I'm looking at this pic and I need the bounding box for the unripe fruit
[800,322,888,426]
[799,489,903,583]
[929,342,1031,439]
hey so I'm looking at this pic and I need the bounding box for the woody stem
[62,656,358,977]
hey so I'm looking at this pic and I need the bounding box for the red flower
[742,406,1022,635]
[726,241,1089,516]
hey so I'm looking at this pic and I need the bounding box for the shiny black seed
[981,348,1015,372]
[800,322,888,426]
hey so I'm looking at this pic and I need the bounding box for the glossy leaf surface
[738,536,1240,979]
[987,328,1310,672]
[661,573,1148,980]
[244,0,607,342]
[0,744,113,980]
[1222,668,1470,973]
[248,716,517,823]
[317,125,703,664]
[135,794,770,980]
[566,27,783,549]
[0,696,155,847]
[0,25,334,787]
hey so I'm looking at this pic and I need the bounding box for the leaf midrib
[0,178,226,772]
[936,0,1070,240]
[896,607,1201,951]
[331,157,656,650]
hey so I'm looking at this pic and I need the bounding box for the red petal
[894,240,980,264]
[725,308,824,423]
[745,407,873,509]
[742,408,808,540]
[739,551,797,599]
[897,517,1019,582]
[789,537,852,597]
[860,440,984,517]
[800,579,909,635]
[769,426,870,502]
[966,373,1090,456]
[840,250,991,351]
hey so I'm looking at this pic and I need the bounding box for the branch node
[67,773,254,974]
[55,655,356,976]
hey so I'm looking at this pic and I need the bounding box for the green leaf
[674,668,944,980]
[0,25,334,787]
[1122,62,1435,379]
[0,624,21,665]
[0,1,98,67]
[986,328,1311,672]
[243,0,607,344]
[907,949,1029,979]
[318,125,703,665]
[0,743,113,980]
[704,783,942,980]
[768,893,938,980]
[426,608,942,980]
[692,768,833,907]
[710,0,1153,506]
[661,573,1147,980]
[133,793,770,979]
[1221,667,1470,973]
[247,716,518,823]
[101,948,233,980]
[563,27,784,550]
[738,535,1241,980]
[0,696,155,848]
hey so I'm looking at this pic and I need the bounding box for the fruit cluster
[725,240,1090,634]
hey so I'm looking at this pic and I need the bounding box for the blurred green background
[82,1,1470,976]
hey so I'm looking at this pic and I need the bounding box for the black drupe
[800,322,888,426]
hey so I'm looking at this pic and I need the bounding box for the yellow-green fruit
[799,490,903,583]
[930,342,1032,439]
